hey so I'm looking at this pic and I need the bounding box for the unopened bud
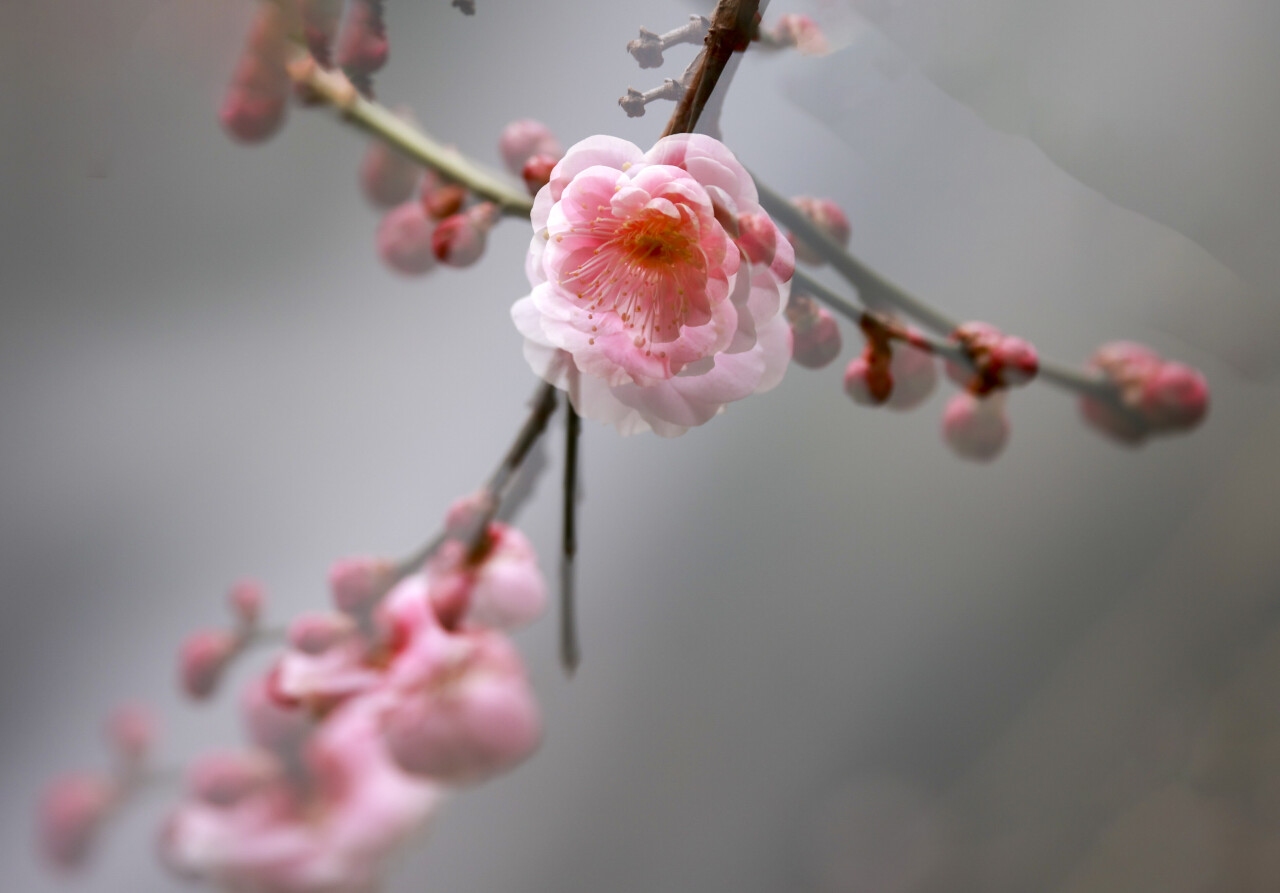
[219,4,291,144]
[178,630,237,700]
[419,169,468,220]
[788,296,842,369]
[336,0,388,82]
[787,196,851,265]
[1140,362,1209,430]
[498,119,562,177]
[884,341,938,410]
[300,0,342,66]
[843,355,891,405]
[521,153,558,195]
[329,556,396,617]
[37,774,117,870]
[377,201,438,276]
[360,131,421,208]
[228,580,264,628]
[947,322,1038,392]
[432,203,498,268]
[942,392,1009,462]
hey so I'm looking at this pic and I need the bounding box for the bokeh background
[4,1,1280,890]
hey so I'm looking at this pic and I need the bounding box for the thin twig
[287,51,533,216]
[560,396,581,674]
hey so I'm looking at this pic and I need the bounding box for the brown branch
[660,0,761,137]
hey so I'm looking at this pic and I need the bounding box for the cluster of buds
[221,0,390,146]
[156,494,546,891]
[844,317,939,411]
[1079,341,1209,445]
[939,322,1039,462]
[374,119,563,277]
[38,705,156,870]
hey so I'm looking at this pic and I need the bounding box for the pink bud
[995,335,1039,386]
[885,342,938,411]
[336,0,388,79]
[329,556,396,617]
[521,153,558,195]
[790,303,842,369]
[360,134,421,208]
[186,751,276,807]
[420,170,468,221]
[947,322,1037,392]
[377,201,438,276]
[843,355,891,406]
[228,580,264,628]
[498,119,562,177]
[178,630,237,700]
[942,392,1009,462]
[287,612,356,655]
[104,703,154,764]
[787,196,851,265]
[300,0,342,66]
[37,774,116,870]
[219,4,291,144]
[769,14,830,55]
[1140,361,1209,430]
[1079,394,1148,445]
[736,212,779,267]
[432,203,497,268]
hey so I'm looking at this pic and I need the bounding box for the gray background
[4,1,1280,891]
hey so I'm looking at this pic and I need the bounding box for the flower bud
[178,630,237,700]
[947,322,1038,392]
[942,392,1009,462]
[787,196,851,265]
[219,4,291,144]
[360,135,421,208]
[300,0,342,66]
[377,201,438,276]
[885,342,938,410]
[432,203,498,268]
[767,14,830,56]
[336,0,388,81]
[736,212,779,266]
[788,296,842,369]
[521,153,558,195]
[843,355,891,405]
[419,169,468,221]
[104,703,154,765]
[498,119,562,177]
[329,556,396,617]
[1140,361,1209,430]
[228,580,264,628]
[38,774,116,870]
[241,673,311,758]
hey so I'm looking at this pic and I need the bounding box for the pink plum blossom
[432,203,498,268]
[426,526,546,632]
[382,624,541,784]
[359,133,421,209]
[219,2,292,144]
[419,169,467,221]
[946,322,1039,394]
[788,295,842,368]
[161,696,437,893]
[179,629,239,700]
[512,133,794,436]
[229,580,266,629]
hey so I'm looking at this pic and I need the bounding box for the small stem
[560,396,582,674]
[286,51,533,216]
[463,381,560,562]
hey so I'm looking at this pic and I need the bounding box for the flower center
[562,205,709,349]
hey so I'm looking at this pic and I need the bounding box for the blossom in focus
[512,134,794,436]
